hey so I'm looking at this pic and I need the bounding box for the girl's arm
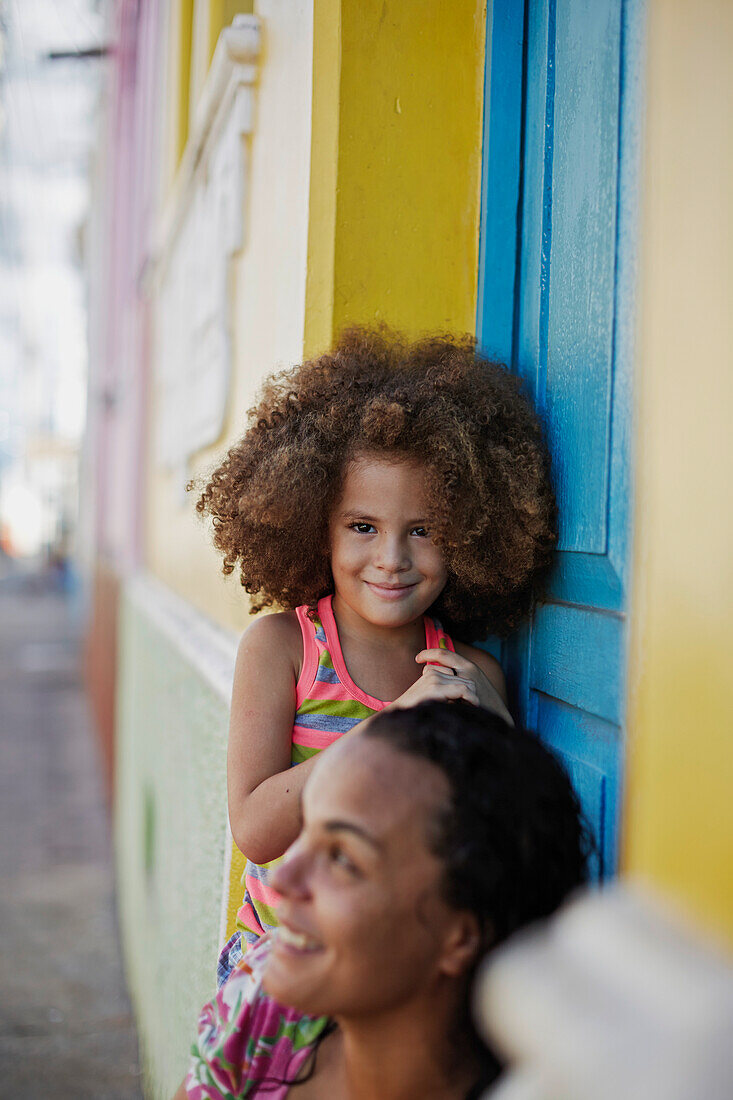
[227,612,321,864]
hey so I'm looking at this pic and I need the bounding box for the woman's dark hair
[194,326,556,639]
[365,700,590,949]
[363,700,590,1090]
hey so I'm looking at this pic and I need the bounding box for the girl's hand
[386,657,481,712]
[406,648,515,727]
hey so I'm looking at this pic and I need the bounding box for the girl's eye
[410,526,429,538]
[349,522,375,535]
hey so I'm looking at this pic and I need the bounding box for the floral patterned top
[186,935,330,1098]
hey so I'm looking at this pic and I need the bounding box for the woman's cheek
[323,885,393,953]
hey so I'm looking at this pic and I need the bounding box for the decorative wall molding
[152,16,261,475]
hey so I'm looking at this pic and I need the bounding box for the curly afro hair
[195,326,556,640]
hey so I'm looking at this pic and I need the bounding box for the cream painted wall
[145,1,314,633]
[624,0,733,945]
[116,578,236,1097]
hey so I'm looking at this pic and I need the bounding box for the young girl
[195,327,556,985]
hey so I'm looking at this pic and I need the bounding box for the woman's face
[263,735,468,1019]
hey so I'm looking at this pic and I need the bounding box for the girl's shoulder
[237,610,304,681]
[453,639,507,701]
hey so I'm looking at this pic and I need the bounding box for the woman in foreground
[175,701,588,1099]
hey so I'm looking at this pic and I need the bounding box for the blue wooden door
[477,0,642,876]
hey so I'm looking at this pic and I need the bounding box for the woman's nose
[270,841,311,900]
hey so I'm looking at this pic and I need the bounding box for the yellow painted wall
[190,1,255,114]
[623,0,733,946]
[305,0,486,355]
[166,0,194,173]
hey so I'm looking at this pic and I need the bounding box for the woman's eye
[327,845,360,876]
[350,522,375,534]
[410,526,429,538]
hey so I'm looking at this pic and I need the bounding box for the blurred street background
[0,566,141,1096]
[0,0,141,1094]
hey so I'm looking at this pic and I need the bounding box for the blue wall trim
[476,0,526,365]
[538,0,556,412]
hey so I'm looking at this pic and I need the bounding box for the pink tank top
[236,595,455,944]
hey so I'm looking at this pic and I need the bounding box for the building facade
[85,1,733,1096]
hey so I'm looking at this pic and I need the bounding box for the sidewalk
[0,570,143,1098]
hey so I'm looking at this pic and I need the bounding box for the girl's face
[263,735,471,1018]
[328,453,448,631]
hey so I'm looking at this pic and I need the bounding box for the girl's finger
[444,684,479,705]
[415,648,465,675]
[421,663,460,681]
[430,679,479,704]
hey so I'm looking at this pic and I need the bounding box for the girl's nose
[375,534,410,573]
[270,840,311,900]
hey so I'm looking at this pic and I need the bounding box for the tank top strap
[294,604,321,707]
[317,596,388,709]
[425,614,456,653]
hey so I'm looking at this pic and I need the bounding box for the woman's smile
[273,922,323,956]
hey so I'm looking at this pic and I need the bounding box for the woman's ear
[437,911,483,978]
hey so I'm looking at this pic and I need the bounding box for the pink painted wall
[85,0,165,793]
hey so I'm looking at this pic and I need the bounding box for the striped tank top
[236,593,455,945]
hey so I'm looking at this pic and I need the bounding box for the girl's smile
[365,580,418,599]
[328,454,447,634]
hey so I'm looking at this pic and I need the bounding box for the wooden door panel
[548,0,621,556]
[478,0,640,877]
[548,553,624,612]
[530,605,624,725]
[553,747,607,879]
[534,695,621,876]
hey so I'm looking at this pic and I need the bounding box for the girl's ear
[437,911,483,978]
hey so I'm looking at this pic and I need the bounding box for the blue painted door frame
[477,0,643,876]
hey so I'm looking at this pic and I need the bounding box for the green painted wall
[115,577,237,1098]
